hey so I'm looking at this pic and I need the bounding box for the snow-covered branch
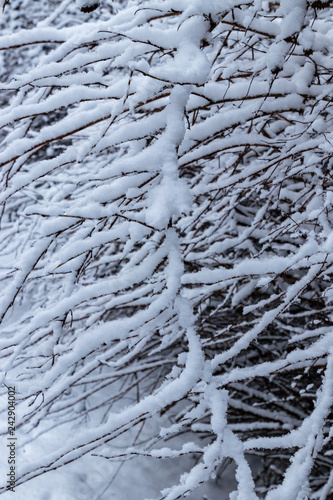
[0,0,332,498]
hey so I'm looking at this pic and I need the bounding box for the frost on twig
[0,0,332,498]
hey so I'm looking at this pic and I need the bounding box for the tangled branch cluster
[0,0,332,498]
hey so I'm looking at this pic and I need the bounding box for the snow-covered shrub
[0,0,332,498]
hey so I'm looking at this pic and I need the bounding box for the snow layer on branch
[0,0,332,498]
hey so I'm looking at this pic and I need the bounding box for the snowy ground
[0,259,233,500]
[1,427,236,500]
[3,452,236,500]
[0,382,236,500]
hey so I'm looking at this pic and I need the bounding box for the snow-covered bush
[0,0,332,498]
